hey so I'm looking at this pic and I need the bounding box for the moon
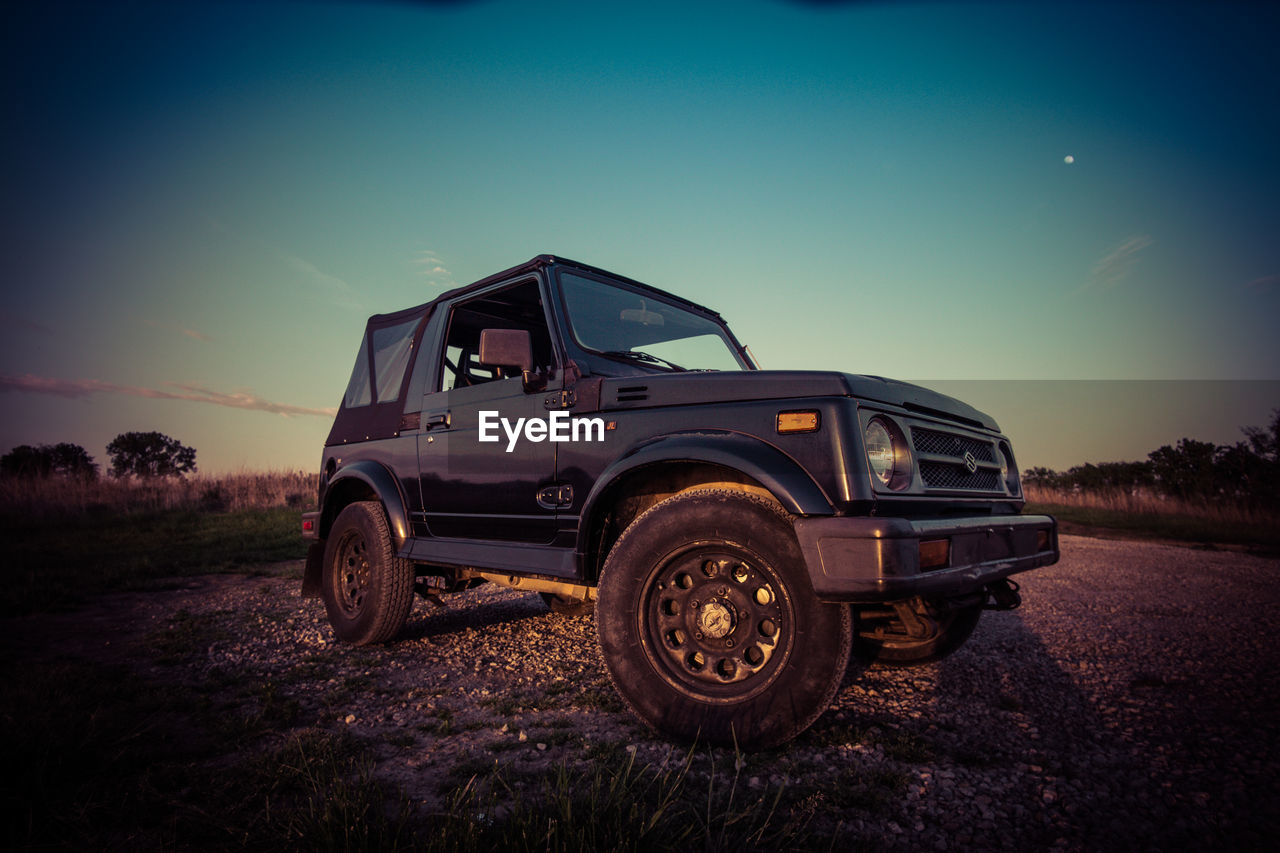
[1064,154,1075,164]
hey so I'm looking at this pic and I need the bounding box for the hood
[595,370,999,431]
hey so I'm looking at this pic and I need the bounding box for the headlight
[998,442,1020,493]
[865,418,910,489]
[865,421,895,485]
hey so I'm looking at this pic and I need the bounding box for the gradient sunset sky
[3,0,1277,473]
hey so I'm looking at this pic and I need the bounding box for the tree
[1243,407,1280,461]
[106,432,197,479]
[1022,466,1060,488]
[0,443,99,480]
[1148,438,1220,501]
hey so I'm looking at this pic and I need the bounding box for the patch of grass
[545,679,574,697]
[488,737,526,754]
[236,729,417,850]
[583,739,628,763]
[543,715,577,729]
[416,706,456,736]
[236,681,304,735]
[880,731,934,764]
[531,727,581,747]
[7,506,307,615]
[480,686,567,716]
[480,693,529,716]
[575,686,626,713]
[441,755,503,792]
[0,656,415,851]
[341,673,377,693]
[430,747,826,853]
[147,607,228,665]
[283,656,335,683]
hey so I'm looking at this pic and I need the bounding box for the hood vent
[615,384,649,403]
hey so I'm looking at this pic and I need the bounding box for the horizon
[6,378,1277,477]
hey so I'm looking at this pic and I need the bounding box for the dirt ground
[7,534,1279,850]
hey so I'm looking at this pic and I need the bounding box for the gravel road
[22,534,1280,849]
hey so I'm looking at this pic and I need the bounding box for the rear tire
[853,599,982,667]
[321,501,415,645]
[596,489,851,749]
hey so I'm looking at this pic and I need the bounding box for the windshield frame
[551,266,754,373]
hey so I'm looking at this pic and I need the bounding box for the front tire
[596,489,851,750]
[321,501,415,645]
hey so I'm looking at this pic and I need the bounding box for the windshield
[557,272,748,372]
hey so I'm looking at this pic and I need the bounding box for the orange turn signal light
[919,538,950,570]
[777,410,820,434]
[1036,529,1050,551]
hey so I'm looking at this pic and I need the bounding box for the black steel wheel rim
[333,529,371,618]
[639,542,794,703]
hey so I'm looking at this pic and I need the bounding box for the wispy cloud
[1245,274,1279,293]
[209,217,363,310]
[1085,235,1154,291]
[0,373,336,418]
[275,247,361,307]
[0,310,54,335]
[413,249,457,289]
[145,319,214,343]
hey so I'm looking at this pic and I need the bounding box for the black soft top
[365,254,722,326]
[326,255,722,447]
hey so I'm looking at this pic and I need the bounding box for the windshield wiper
[601,350,686,372]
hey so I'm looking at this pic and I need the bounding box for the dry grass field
[1023,483,1280,553]
[0,469,318,517]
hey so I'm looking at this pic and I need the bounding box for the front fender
[581,430,834,523]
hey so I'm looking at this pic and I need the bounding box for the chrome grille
[910,426,1003,492]
[912,428,995,463]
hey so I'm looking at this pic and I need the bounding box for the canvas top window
[341,316,422,409]
[440,280,555,392]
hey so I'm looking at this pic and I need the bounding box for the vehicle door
[416,278,560,543]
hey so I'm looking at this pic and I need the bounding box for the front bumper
[794,513,1058,601]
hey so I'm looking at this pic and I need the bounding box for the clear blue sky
[2,0,1277,473]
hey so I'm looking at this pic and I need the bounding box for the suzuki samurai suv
[302,255,1058,748]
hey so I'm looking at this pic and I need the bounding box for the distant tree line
[1024,408,1280,507]
[0,432,197,481]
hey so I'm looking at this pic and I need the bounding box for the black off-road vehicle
[302,255,1058,748]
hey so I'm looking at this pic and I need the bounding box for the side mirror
[479,329,537,388]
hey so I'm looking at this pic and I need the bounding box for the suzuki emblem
[963,452,978,473]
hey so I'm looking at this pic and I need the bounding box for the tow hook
[985,578,1022,611]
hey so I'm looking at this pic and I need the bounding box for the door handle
[424,413,450,429]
